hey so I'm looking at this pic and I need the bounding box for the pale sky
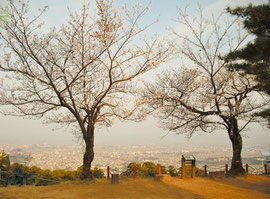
[0,0,269,149]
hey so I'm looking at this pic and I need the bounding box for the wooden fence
[202,163,268,177]
[0,164,269,187]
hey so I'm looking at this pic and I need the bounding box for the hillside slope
[0,175,269,199]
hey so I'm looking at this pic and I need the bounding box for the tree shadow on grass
[0,178,205,199]
[210,175,270,195]
[88,178,205,199]
[0,192,16,199]
[106,178,205,199]
[153,181,204,199]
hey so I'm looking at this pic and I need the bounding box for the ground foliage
[0,154,104,186]
[121,162,204,178]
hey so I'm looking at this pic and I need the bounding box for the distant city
[0,144,269,174]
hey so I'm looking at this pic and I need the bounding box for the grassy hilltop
[0,175,270,199]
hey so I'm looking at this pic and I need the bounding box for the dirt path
[163,175,270,199]
[0,178,202,199]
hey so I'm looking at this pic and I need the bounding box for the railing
[197,163,268,176]
[0,163,268,187]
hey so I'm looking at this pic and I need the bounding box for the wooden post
[191,160,196,178]
[204,165,207,176]
[133,167,137,178]
[245,164,248,174]
[265,164,268,174]
[181,156,186,179]
[158,165,162,175]
[107,166,110,179]
[225,164,228,174]
[0,169,1,185]
[111,174,119,184]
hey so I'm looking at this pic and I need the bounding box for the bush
[122,161,166,178]
[51,169,76,181]
[92,167,104,179]
[7,163,69,186]
[168,165,178,177]
[1,152,105,186]
[142,161,157,177]
[10,163,30,185]
[121,162,143,177]
[196,167,205,177]
[36,169,58,186]
[0,151,11,186]
[27,166,43,185]
[76,166,104,179]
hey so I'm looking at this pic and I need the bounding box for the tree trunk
[80,126,95,180]
[227,117,245,177]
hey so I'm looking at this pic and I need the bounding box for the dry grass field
[164,175,270,199]
[0,175,269,199]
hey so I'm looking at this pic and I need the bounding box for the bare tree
[142,7,269,176]
[0,0,170,180]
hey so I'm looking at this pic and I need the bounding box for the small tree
[0,0,170,180]
[142,7,269,176]
[0,151,10,185]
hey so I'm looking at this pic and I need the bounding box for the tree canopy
[225,3,270,124]
[0,0,170,180]
[142,6,269,176]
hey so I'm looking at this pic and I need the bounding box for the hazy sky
[0,0,269,149]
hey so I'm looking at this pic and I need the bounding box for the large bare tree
[142,7,269,176]
[0,0,170,179]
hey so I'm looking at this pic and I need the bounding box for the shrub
[122,162,166,178]
[51,169,76,181]
[121,162,143,177]
[10,163,30,185]
[76,166,104,179]
[92,167,104,179]
[142,161,157,177]
[168,165,178,177]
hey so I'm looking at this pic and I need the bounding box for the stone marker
[111,174,119,184]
